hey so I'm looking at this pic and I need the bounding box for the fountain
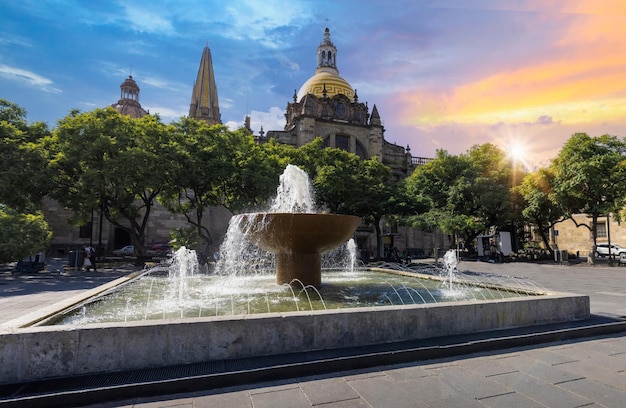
[0,165,590,387]
[235,213,360,286]
[232,165,361,286]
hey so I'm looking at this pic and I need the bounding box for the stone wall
[0,292,589,384]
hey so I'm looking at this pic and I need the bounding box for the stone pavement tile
[558,378,626,408]
[383,363,433,381]
[556,360,626,391]
[478,391,546,408]
[249,385,311,408]
[430,365,513,401]
[520,347,580,366]
[554,342,626,372]
[193,389,252,408]
[457,353,523,377]
[488,354,585,385]
[489,371,593,408]
[347,374,431,408]
[585,337,626,356]
[424,395,484,408]
[299,377,361,405]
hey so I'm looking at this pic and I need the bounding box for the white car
[595,244,626,258]
[112,245,134,256]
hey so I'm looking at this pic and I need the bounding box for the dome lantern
[297,28,354,102]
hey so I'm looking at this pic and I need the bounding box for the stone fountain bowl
[237,212,362,286]
[238,212,362,254]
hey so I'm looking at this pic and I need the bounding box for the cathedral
[43,28,449,260]
[267,28,414,181]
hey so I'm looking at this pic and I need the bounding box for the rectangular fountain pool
[40,267,543,326]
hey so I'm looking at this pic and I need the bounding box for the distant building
[110,75,149,118]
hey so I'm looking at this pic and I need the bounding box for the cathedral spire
[189,46,221,125]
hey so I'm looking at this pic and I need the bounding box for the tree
[0,206,51,263]
[549,133,626,264]
[404,144,520,253]
[0,99,51,211]
[0,100,51,262]
[348,158,414,260]
[515,168,563,255]
[160,119,284,250]
[46,108,171,258]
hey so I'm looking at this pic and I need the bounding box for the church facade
[267,28,414,181]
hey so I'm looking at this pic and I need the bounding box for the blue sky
[2,0,626,165]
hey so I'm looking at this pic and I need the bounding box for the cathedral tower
[111,75,148,118]
[189,46,221,125]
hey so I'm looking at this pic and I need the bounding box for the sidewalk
[1,259,625,407]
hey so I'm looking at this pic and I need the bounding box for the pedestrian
[84,245,97,271]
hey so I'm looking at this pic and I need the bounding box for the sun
[509,141,526,163]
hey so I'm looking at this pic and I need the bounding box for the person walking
[84,245,97,271]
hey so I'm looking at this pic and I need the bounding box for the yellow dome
[297,71,355,102]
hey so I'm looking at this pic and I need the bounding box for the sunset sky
[2,0,626,167]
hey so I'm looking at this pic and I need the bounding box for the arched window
[336,135,349,151]
[322,135,368,159]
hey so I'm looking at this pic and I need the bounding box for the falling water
[347,238,358,273]
[441,249,463,297]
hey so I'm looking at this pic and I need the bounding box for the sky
[2,0,626,167]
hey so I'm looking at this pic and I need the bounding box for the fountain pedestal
[239,212,361,286]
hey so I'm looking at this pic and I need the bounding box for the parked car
[147,243,173,256]
[112,245,134,256]
[595,244,626,258]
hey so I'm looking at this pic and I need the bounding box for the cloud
[224,106,286,134]
[119,3,176,35]
[142,105,187,122]
[0,64,62,93]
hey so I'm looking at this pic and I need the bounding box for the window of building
[336,135,350,151]
[79,222,93,239]
[322,135,367,159]
[597,221,607,238]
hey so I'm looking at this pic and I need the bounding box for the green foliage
[168,228,200,251]
[405,143,523,248]
[159,119,285,246]
[46,108,171,256]
[515,168,563,253]
[0,205,51,263]
[0,99,51,211]
[550,133,626,219]
[549,133,626,258]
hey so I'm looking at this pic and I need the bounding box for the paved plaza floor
[1,258,625,407]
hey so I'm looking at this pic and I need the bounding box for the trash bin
[68,250,84,267]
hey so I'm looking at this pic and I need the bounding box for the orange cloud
[399,1,626,127]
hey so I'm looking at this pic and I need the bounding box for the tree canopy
[0,99,51,261]
[46,108,171,257]
[404,143,523,251]
[548,133,626,262]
